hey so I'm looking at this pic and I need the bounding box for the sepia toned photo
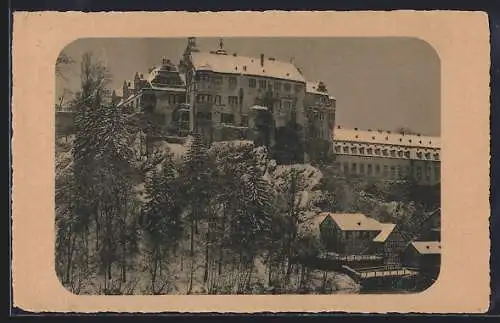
[12,11,490,313]
[55,36,441,295]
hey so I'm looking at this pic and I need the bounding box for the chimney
[260,53,264,67]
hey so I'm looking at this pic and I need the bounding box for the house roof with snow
[334,127,441,150]
[306,81,332,97]
[321,213,383,231]
[319,212,402,243]
[410,241,441,255]
[373,223,397,242]
[190,51,306,83]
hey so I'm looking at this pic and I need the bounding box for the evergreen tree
[142,152,183,293]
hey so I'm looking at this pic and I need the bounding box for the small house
[370,223,409,265]
[401,241,441,276]
[319,213,387,255]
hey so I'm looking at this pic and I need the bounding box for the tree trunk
[187,213,195,294]
[65,227,75,285]
[203,224,210,283]
[151,247,159,293]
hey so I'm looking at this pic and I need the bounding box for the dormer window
[417,152,423,159]
[359,147,365,154]
[367,148,373,154]
[343,146,349,153]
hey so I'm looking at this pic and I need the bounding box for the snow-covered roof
[113,87,124,98]
[322,213,383,231]
[149,86,186,92]
[191,51,306,83]
[306,81,330,96]
[250,105,269,111]
[411,241,441,254]
[373,223,396,242]
[334,127,441,149]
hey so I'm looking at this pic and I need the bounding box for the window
[196,94,212,103]
[416,152,423,159]
[382,149,388,156]
[434,153,440,160]
[425,152,431,159]
[416,166,422,179]
[258,79,267,89]
[375,165,381,174]
[213,76,223,87]
[196,111,212,121]
[228,96,239,105]
[249,78,256,88]
[367,148,373,155]
[404,151,411,158]
[367,164,373,175]
[351,163,357,173]
[294,84,302,93]
[221,113,234,124]
[214,95,222,105]
[343,146,349,153]
[390,150,396,157]
[375,149,381,155]
[435,166,440,180]
[335,146,341,153]
[398,150,403,157]
[351,147,357,154]
[284,83,291,92]
[360,164,365,174]
[343,162,349,173]
[396,166,401,178]
[240,115,249,127]
[200,74,210,82]
[274,82,281,92]
[390,166,396,179]
[283,100,292,110]
[228,76,237,88]
[383,165,389,177]
[359,147,365,154]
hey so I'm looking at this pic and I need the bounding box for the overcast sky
[57,37,440,136]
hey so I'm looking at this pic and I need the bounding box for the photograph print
[55,37,441,295]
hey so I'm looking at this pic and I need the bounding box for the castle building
[113,57,189,138]
[304,81,336,161]
[180,37,308,149]
[332,127,441,185]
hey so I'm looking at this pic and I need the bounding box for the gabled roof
[373,223,396,242]
[334,127,441,149]
[411,241,441,254]
[306,81,331,97]
[190,51,306,83]
[322,213,382,231]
